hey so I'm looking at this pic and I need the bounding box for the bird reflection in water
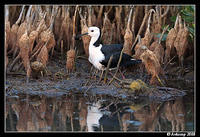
[6,93,190,132]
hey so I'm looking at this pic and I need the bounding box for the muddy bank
[6,56,192,102]
[5,5,194,102]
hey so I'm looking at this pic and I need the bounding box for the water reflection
[5,92,194,132]
[87,100,103,132]
[78,97,87,131]
[161,98,186,131]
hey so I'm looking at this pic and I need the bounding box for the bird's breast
[89,44,105,67]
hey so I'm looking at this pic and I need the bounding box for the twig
[88,5,92,26]
[15,5,25,25]
[127,6,133,30]
[161,6,169,18]
[101,102,114,111]
[97,5,104,27]
[76,56,88,60]
[106,6,112,15]
[8,54,20,72]
[156,75,165,87]
[104,55,113,83]
[70,116,74,131]
[61,40,64,60]
[158,25,169,44]
[131,7,136,36]
[6,72,26,76]
[98,70,104,84]
[131,6,149,50]
[109,72,122,82]
[84,83,94,93]
[112,81,122,88]
[100,99,118,111]
[108,48,124,85]
[113,75,123,83]
[163,55,176,70]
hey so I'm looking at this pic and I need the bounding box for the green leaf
[189,33,194,40]
[170,16,176,22]
[181,10,193,17]
[191,6,195,11]
[192,23,195,28]
[186,6,195,12]
[156,33,168,42]
[188,26,194,36]
[183,16,194,23]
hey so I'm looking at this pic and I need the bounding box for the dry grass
[140,47,163,85]
[174,16,189,66]
[79,9,90,57]
[123,7,133,56]
[18,32,32,81]
[9,24,19,52]
[66,49,76,73]
[101,12,112,44]
[5,5,193,85]
[37,45,48,67]
[164,14,179,64]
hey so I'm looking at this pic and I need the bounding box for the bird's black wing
[100,44,123,57]
[100,51,130,68]
[100,51,142,68]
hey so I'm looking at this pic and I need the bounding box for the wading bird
[75,26,141,79]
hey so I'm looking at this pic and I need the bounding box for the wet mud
[6,57,192,101]
[5,56,194,132]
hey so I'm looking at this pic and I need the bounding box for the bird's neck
[90,34,101,47]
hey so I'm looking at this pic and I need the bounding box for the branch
[108,48,124,85]
[104,55,113,83]
[127,6,133,30]
[161,6,169,18]
[15,5,25,25]
[131,7,150,50]
[158,25,169,44]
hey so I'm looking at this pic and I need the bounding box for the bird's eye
[91,30,94,32]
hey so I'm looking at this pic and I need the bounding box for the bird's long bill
[76,32,89,38]
[75,32,89,40]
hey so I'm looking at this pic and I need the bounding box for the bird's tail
[123,58,142,67]
[131,58,142,64]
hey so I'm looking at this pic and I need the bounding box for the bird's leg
[105,68,116,81]
[108,71,114,76]
[91,67,98,80]
[89,66,94,78]
[40,71,43,77]
[107,68,116,74]
[98,69,104,83]
[90,65,94,74]
[26,76,29,84]
[180,55,184,68]
[94,69,99,81]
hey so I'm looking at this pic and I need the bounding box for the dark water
[5,90,194,132]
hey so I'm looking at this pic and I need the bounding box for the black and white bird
[75,26,142,70]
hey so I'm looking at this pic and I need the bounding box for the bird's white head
[88,26,100,37]
[75,26,100,40]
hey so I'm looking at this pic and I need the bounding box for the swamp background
[5,5,195,132]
